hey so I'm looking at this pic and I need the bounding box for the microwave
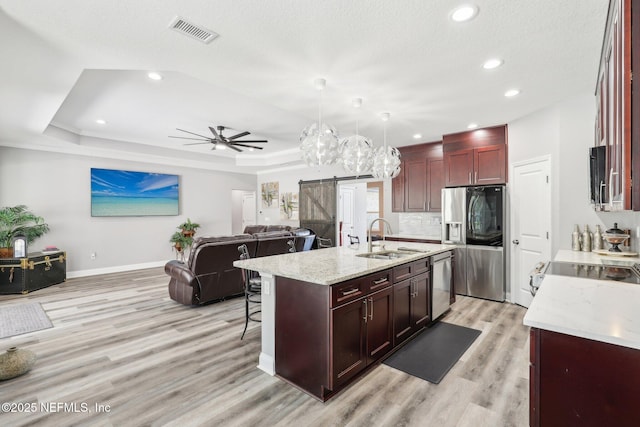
[589,145,607,206]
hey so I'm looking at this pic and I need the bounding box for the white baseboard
[258,352,275,376]
[67,260,169,278]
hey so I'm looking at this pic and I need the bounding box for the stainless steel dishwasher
[431,251,452,320]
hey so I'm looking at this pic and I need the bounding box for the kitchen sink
[356,250,414,260]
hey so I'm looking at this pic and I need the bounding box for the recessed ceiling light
[96,119,107,125]
[504,89,521,97]
[467,123,478,129]
[450,4,479,22]
[483,58,503,70]
[413,133,422,139]
[147,72,163,81]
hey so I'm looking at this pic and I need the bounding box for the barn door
[299,179,337,246]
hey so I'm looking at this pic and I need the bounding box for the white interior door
[242,192,256,231]
[339,186,355,246]
[510,157,551,308]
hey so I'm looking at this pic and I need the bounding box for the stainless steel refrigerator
[441,185,505,302]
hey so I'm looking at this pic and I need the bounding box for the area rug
[0,302,53,339]
[383,322,481,384]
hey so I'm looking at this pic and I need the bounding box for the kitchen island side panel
[275,276,331,399]
[534,328,640,426]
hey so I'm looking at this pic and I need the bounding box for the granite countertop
[233,241,455,285]
[523,250,640,350]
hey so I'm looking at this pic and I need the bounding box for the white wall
[256,164,396,231]
[508,92,640,255]
[0,147,256,276]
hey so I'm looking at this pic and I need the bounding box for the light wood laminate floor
[0,268,529,426]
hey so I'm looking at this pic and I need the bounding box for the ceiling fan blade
[183,142,212,146]
[230,140,268,143]
[176,128,213,140]
[208,126,222,141]
[232,143,264,150]
[226,144,242,152]
[227,131,250,140]
[169,136,210,141]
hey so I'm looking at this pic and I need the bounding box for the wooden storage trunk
[0,251,66,294]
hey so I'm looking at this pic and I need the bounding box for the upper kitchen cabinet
[392,142,443,212]
[443,125,508,187]
[594,0,638,211]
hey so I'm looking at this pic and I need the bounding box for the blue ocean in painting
[91,168,179,216]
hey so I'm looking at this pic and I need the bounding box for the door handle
[512,239,520,245]
[363,300,368,323]
[368,297,374,320]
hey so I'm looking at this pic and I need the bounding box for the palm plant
[0,205,49,249]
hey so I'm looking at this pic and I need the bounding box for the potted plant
[0,205,49,258]
[178,218,200,238]
[170,231,193,260]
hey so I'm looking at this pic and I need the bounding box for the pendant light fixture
[340,97,374,175]
[300,78,340,166]
[371,112,401,179]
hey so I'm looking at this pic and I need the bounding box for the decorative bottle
[572,224,582,251]
[582,224,592,252]
[592,225,603,250]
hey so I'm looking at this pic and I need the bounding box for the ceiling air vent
[169,16,219,44]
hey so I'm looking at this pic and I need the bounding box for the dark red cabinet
[426,158,443,211]
[594,0,637,210]
[404,157,428,211]
[275,268,394,401]
[392,142,443,212]
[392,259,430,346]
[443,125,508,187]
[529,327,640,426]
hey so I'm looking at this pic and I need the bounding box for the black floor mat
[383,322,481,384]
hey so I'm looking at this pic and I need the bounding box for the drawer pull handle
[341,288,359,296]
[372,277,388,285]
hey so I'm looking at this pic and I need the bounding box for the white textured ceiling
[0,0,608,173]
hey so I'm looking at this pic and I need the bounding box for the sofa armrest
[165,260,201,304]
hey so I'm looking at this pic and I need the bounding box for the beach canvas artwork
[91,168,179,216]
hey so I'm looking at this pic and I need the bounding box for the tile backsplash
[398,212,442,239]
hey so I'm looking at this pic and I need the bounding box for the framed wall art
[91,168,179,217]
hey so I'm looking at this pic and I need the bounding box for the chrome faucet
[368,218,393,252]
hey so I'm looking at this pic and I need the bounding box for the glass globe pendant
[371,112,401,179]
[300,78,341,167]
[341,135,374,174]
[340,98,373,175]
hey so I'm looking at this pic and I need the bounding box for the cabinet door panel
[332,299,367,387]
[474,145,506,184]
[427,158,443,212]
[392,163,405,212]
[412,272,430,328]
[366,287,394,363]
[444,149,473,187]
[405,158,427,211]
[393,279,413,346]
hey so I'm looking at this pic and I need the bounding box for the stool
[238,244,261,340]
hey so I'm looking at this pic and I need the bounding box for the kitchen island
[523,250,640,426]
[234,241,454,401]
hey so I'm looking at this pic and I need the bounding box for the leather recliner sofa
[165,227,315,306]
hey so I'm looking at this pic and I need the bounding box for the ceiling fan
[169,125,267,152]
